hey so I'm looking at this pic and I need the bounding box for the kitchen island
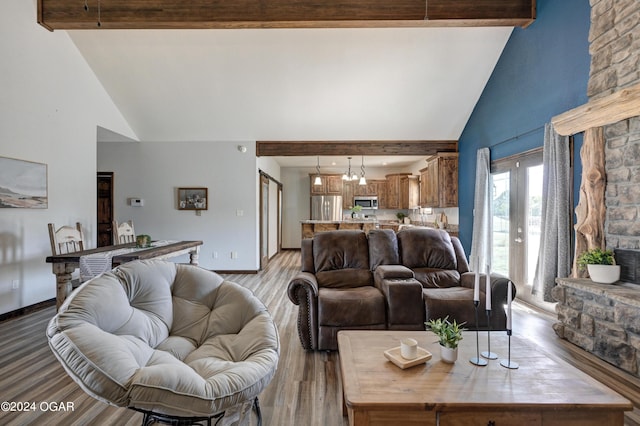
[301,221,459,239]
[301,220,378,239]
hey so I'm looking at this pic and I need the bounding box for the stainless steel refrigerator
[311,195,343,221]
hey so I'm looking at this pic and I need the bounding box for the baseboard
[0,298,56,322]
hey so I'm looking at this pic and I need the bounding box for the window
[491,149,543,306]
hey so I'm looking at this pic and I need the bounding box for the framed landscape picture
[178,187,208,210]
[0,156,48,208]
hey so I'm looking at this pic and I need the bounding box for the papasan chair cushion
[47,260,279,425]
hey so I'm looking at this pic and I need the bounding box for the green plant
[577,248,615,271]
[350,205,363,213]
[396,212,406,221]
[425,316,465,349]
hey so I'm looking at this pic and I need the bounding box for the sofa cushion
[413,268,461,288]
[367,229,400,270]
[398,228,457,270]
[423,287,477,326]
[313,230,371,288]
[318,287,386,326]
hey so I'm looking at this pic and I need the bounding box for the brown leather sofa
[288,228,515,351]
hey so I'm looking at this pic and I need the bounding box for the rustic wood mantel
[551,82,640,275]
[551,82,640,137]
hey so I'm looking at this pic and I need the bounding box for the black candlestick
[500,329,519,369]
[469,300,488,366]
[481,309,498,359]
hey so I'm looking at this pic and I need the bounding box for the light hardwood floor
[0,250,638,425]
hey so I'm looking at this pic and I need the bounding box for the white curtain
[533,123,571,302]
[469,147,492,274]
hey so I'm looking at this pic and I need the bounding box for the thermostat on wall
[129,198,144,207]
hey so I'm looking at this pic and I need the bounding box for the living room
[3,0,640,424]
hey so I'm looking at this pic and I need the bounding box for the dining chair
[48,222,85,255]
[113,220,136,244]
[48,222,87,287]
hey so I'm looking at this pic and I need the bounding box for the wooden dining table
[46,240,202,309]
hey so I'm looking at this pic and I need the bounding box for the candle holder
[500,329,519,369]
[481,309,498,359]
[469,301,488,366]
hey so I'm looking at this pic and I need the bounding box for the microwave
[353,196,378,209]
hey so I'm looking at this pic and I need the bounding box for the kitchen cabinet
[420,153,458,207]
[386,173,418,209]
[342,179,386,209]
[310,174,343,195]
[400,175,420,209]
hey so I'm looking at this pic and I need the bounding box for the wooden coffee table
[337,330,632,426]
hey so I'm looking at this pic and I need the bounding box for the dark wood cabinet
[386,173,418,209]
[419,153,458,208]
[310,174,343,195]
[400,175,420,209]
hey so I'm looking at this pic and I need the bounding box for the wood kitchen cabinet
[386,173,418,209]
[420,153,458,207]
[400,175,420,209]
[310,174,343,195]
[342,179,386,209]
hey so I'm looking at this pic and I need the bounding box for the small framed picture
[178,187,208,210]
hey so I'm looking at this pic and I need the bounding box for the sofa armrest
[374,265,414,282]
[460,272,516,330]
[460,272,516,300]
[375,277,424,330]
[287,272,319,351]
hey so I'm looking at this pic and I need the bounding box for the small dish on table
[384,346,432,369]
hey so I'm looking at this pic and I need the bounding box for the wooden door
[260,174,269,269]
[96,172,114,247]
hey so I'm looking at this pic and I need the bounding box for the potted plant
[136,234,152,248]
[577,247,620,284]
[350,205,363,219]
[425,316,465,363]
[396,212,407,223]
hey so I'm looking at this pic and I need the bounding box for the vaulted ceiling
[38,1,534,167]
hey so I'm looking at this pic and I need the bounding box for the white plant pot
[587,264,621,284]
[440,345,458,363]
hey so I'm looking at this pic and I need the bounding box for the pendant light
[359,156,367,186]
[314,156,322,185]
[342,157,352,181]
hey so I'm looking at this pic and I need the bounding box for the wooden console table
[338,330,632,426]
[46,240,202,309]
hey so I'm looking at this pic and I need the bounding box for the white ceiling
[73,26,512,166]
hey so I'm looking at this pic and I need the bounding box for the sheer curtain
[533,123,571,301]
[469,147,492,274]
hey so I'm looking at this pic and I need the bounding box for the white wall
[0,0,136,315]
[97,141,258,271]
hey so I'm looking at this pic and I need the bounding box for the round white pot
[587,264,621,284]
[440,345,458,363]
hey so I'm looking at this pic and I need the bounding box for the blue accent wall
[457,0,591,255]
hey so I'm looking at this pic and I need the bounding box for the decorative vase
[440,345,458,363]
[587,264,621,284]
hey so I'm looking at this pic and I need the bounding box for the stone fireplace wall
[552,0,640,379]
[589,0,640,249]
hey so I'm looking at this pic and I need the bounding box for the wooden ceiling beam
[256,141,458,157]
[38,0,535,31]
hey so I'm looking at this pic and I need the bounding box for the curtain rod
[491,125,545,148]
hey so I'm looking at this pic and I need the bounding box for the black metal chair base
[134,397,262,426]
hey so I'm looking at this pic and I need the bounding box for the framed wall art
[178,187,208,210]
[0,156,48,208]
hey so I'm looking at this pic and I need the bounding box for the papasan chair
[47,260,280,426]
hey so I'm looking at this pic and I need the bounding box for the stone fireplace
[552,0,640,379]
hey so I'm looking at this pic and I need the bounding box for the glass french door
[491,149,544,307]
